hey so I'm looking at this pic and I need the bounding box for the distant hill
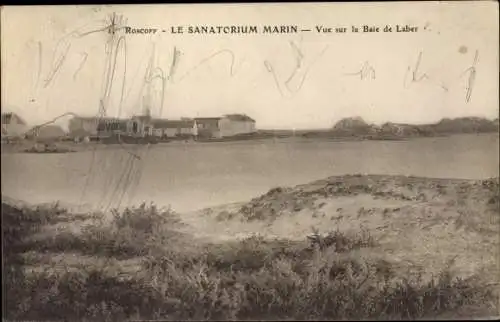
[333,116,370,130]
[331,117,378,137]
[430,117,499,134]
[301,116,498,140]
[376,122,431,139]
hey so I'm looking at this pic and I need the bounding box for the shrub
[2,201,498,320]
[307,228,377,252]
[111,203,180,233]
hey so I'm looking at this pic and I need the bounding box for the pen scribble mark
[176,49,241,83]
[143,44,167,116]
[284,40,305,90]
[403,51,448,92]
[35,41,43,88]
[73,52,88,80]
[105,45,179,208]
[122,47,152,111]
[460,50,478,103]
[404,51,429,88]
[168,46,182,81]
[98,41,158,211]
[80,13,126,38]
[43,12,127,89]
[128,43,165,118]
[126,148,146,207]
[125,45,158,117]
[104,34,127,117]
[101,153,139,212]
[23,112,79,137]
[289,40,304,62]
[99,13,128,117]
[265,42,329,96]
[264,60,284,97]
[43,41,72,88]
[80,13,138,208]
[344,61,376,80]
[37,12,141,212]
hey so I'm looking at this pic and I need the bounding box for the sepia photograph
[1,2,499,320]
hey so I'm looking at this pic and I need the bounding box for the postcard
[1,2,499,320]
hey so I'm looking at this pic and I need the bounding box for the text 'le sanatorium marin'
[122,24,419,35]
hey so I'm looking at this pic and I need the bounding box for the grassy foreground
[3,190,499,321]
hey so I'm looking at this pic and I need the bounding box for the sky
[1,2,499,130]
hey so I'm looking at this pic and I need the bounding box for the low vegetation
[302,116,499,140]
[23,143,76,153]
[3,199,498,321]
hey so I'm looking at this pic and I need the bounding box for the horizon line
[3,110,499,132]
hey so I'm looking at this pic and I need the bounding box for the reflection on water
[2,134,498,213]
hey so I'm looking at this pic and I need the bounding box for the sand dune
[178,174,500,284]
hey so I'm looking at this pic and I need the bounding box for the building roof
[74,116,128,123]
[151,119,196,129]
[74,116,98,121]
[132,115,152,122]
[194,117,222,121]
[1,112,27,125]
[37,125,66,138]
[223,114,256,122]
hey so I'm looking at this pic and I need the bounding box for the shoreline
[3,173,499,215]
[1,131,498,154]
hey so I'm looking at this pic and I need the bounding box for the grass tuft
[2,200,498,320]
